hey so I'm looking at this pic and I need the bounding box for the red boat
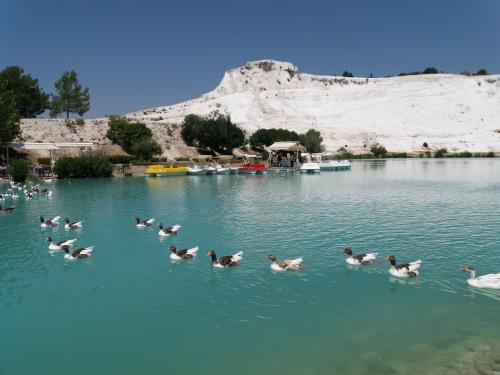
[238,162,268,174]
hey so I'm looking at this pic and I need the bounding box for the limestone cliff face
[21,60,500,155]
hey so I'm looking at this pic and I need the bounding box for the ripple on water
[1,160,500,375]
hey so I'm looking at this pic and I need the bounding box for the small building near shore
[266,141,306,167]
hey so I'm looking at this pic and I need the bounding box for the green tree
[50,71,90,118]
[7,159,30,182]
[180,113,245,154]
[299,129,323,153]
[249,128,299,150]
[130,139,162,160]
[0,66,49,117]
[370,144,387,157]
[476,69,488,76]
[0,85,21,160]
[342,71,353,77]
[106,116,152,152]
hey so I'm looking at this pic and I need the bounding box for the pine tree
[0,66,49,118]
[50,71,90,118]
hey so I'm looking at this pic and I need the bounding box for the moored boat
[299,153,320,174]
[238,163,269,174]
[214,163,230,175]
[313,153,351,171]
[186,161,206,175]
[145,165,187,177]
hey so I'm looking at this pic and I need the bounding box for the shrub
[434,148,447,158]
[370,144,387,158]
[130,139,162,161]
[180,113,245,154]
[54,154,113,178]
[457,151,472,158]
[422,67,439,74]
[108,155,135,164]
[249,128,300,150]
[399,67,439,76]
[257,61,274,72]
[423,142,428,148]
[342,71,353,77]
[64,119,78,133]
[37,157,51,165]
[390,152,407,158]
[75,118,85,126]
[475,69,488,76]
[7,159,30,182]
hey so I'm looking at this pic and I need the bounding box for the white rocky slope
[128,60,500,153]
[21,60,500,155]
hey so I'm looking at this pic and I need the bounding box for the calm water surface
[1,159,499,375]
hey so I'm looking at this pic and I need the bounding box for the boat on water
[214,163,230,175]
[186,161,206,175]
[145,165,187,177]
[239,163,269,174]
[299,153,320,174]
[229,166,240,174]
[204,164,217,175]
[313,153,351,171]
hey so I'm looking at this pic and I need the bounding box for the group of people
[268,151,298,168]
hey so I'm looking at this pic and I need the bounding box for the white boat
[299,153,320,174]
[186,161,206,175]
[313,153,351,170]
[204,165,217,174]
[214,163,230,175]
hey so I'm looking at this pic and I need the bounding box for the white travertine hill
[127,60,500,153]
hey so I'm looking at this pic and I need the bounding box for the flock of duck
[132,215,500,288]
[2,180,500,289]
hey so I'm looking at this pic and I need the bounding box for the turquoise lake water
[1,159,500,375]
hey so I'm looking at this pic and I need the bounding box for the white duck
[40,215,60,228]
[64,246,94,260]
[207,250,243,268]
[266,254,304,271]
[461,266,500,289]
[385,255,422,277]
[158,223,181,237]
[45,236,77,250]
[342,247,380,265]
[64,217,83,229]
[135,216,155,228]
[168,245,198,260]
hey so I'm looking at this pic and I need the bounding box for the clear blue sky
[2,0,499,118]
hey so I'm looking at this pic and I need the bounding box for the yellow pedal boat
[145,165,187,177]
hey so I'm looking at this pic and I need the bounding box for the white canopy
[10,142,94,150]
[267,141,306,152]
[10,143,60,150]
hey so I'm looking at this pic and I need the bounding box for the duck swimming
[266,254,304,271]
[64,217,83,229]
[385,255,422,277]
[64,246,94,260]
[168,245,199,260]
[158,223,181,237]
[207,250,243,268]
[135,216,155,228]
[45,236,77,251]
[342,247,380,265]
[0,205,15,213]
[40,215,60,228]
[461,266,500,289]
